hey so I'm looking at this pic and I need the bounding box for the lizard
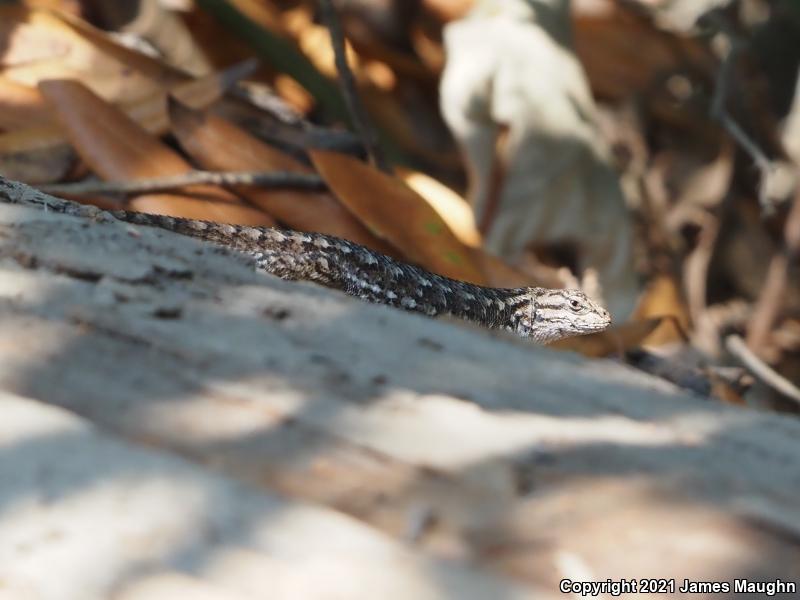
[0,177,611,343]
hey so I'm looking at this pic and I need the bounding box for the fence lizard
[0,177,611,343]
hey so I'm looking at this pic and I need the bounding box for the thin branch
[230,81,366,156]
[709,25,775,213]
[746,182,800,350]
[745,252,789,351]
[317,0,390,173]
[710,42,770,169]
[38,171,327,196]
[683,211,718,324]
[683,211,722,355]
[726,334,800,407]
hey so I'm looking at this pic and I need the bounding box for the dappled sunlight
[130,377,310,446]
[0,395,258,599]
[1,0,800,595]
[492,475,800,587]
[323,389,694,469]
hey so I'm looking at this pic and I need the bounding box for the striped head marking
[516,288,612,343]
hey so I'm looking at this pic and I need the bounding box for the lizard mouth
[575,316,612,334]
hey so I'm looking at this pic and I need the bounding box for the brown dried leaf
[0,61,257,163]
[281,6,453,166]
[573,0,714,102]
[38,79,276,226]
[310,149,486,284]
[168,100,393,253]
[38,79,181,179]
[124,59,260,135]
[708,374,747,406]
[632,275,691,348]
[395,169,558,287]
[0,6,174,101]
[410,22,446,75]
[0,77,52,130]
[227,0,287,34]
[474,250,562,289]
[421,0,474,22]
[397,168,481,248]
[53,7,188,86]
[21,1,82,15]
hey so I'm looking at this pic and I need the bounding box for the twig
[710,44,770,171]
[683,212,722,355]
[709,22,775,213]
[746,183,800,350]
[38,171,327,196]
[683,211,719,324]
[228,81,366,156]
[317,0,390,173]
[746,253,789,351]
[726,334,800,406]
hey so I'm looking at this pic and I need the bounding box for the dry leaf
[632,275,691,348]
[474,250,564,289]
[0,77,52,130]
[708,374,747,406]
[226,0,287,35]
[168,100,393,252]
[397,167,481,248]
[0,6,175,101]
[0,61,257,159]
[123,59,260,134]
[422,0,474,22]
[573,0,715,103]
[310,149,486,284]
[53,7,189,86]
[38,79,276,225]
[280,5,451,165]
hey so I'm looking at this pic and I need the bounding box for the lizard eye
[569,298,582,311]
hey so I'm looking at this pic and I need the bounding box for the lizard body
[0,178,611,343]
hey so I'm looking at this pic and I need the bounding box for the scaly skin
[0,177,612,343]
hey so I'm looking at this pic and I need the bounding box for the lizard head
[514,288,612,343]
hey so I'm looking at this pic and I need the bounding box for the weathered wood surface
[1,181,800,599]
